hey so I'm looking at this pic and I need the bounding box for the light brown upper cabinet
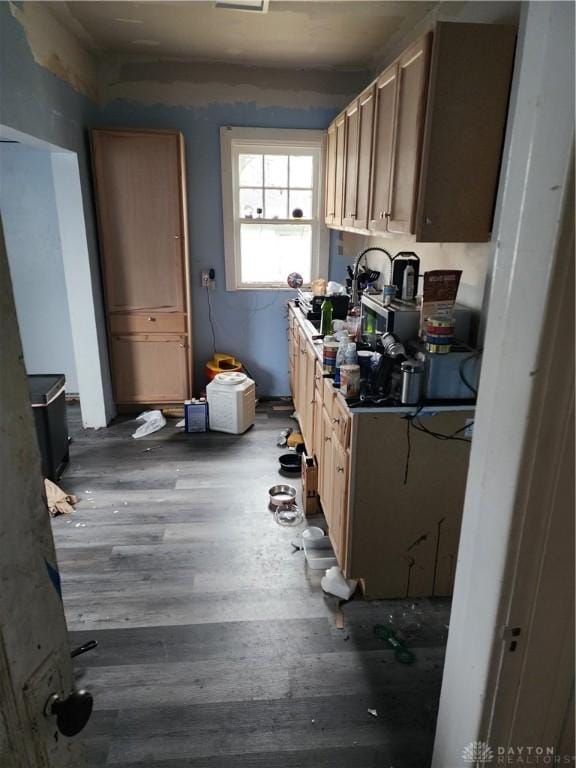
[387,34,431,235]
[91,128,192,406]
[368,65,399,233]
[324,122,337,225]
[326,22,516,242]
[333,111,347,228]
[342,100,360,228]
[353,84,376,231]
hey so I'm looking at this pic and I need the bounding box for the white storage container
[206,372,256,434]
[303,536,338,570]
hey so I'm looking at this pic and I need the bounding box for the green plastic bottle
[320,297,333,336]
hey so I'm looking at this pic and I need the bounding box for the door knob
[45,689,93,737]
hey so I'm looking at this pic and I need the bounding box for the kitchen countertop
[289,300,476,416]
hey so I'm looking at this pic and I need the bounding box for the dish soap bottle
[320,297,333,336]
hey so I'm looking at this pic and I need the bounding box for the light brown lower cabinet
[110,334,189,404]
[289,302,472,599]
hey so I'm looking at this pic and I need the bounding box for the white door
[0,219,89,767]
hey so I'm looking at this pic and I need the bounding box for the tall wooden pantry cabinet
[91,129,192,407]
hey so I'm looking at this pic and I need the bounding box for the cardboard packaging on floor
[301,454,319,515]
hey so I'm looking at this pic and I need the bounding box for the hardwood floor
[52,403,450,767]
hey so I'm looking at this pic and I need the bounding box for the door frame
[432,3,575,764]
[0,124,112,428]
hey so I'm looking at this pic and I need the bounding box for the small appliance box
[301,454,319,515]
[184,400,209,432]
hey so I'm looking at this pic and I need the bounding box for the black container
[28,374,69,481]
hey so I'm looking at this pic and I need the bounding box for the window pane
[264,155,288,187]
[239,154,262,186]
[289,155,313,188]
[289,190,313,219]
[239,188,263,219]
[240,223,312,284]
[265,188,288,219]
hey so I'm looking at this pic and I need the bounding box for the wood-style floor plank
[53,403,449,767]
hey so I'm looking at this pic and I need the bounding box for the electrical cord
[403,415,412,485]
[411,415,472,443]
[402,405,472,484]
[206,286,216,357]
[458,347,483,397]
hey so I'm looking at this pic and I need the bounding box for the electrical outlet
[201,269,215,289]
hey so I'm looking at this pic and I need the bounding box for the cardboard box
[301,453,319,516]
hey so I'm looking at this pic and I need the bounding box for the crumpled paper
[45,478,77,517]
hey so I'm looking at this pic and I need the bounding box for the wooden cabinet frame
[326,23,516,243]
[91,128,193,406]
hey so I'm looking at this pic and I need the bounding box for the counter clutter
[287,272,476,598]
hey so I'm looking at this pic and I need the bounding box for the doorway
[0,125,110,429]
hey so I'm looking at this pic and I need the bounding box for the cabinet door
[312,384,323,464]
[387,34,431,235]
[288,328,295,397]
[92,130,186,313]
[293,331,301,414]
[297,331,308,426]
[353,84,376,231]
[110,334,188,403]
[325,122,337,224]
[333,112,347,228]
[320,407,334,526]
[368,64,398,232]
[330,437,349,565]
[342,99,360,228]
[303,345,317,451]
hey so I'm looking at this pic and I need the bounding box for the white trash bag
[321,566,357,601]
[132,410,167,439]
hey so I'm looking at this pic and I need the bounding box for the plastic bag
[321,566,357,600]
[132,410,167,439]
[326,281,346,295]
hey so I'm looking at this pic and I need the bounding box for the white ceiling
[46,1,438,70]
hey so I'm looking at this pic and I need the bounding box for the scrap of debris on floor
[44,478,77,517]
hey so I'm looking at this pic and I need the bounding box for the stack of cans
[425,316,455,354]
[322,339,339,375]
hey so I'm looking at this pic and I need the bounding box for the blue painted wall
[0,144,79,391]
[99,100,350,395]
[0,2,115,417]
[1,2,352,400]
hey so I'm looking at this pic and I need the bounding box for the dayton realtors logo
[462,742,575,765]
[463,742,494,763]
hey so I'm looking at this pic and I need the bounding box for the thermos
[400,360,425,405]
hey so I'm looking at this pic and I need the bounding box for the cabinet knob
[332,417,340,424]
[174,235,180,239]
[147,316,156,322]
[379,211,384,219]
[337,466,344,473]
[324,436,331,442]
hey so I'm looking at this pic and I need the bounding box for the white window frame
[220,126,329,291]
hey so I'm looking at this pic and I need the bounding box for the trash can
[28,374,69,481]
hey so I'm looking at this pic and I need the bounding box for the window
[220,127,328,290]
